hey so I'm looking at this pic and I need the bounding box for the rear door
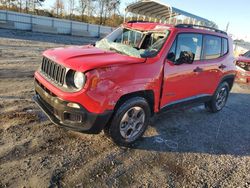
[198,35,227,95]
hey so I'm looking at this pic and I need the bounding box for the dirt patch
[0,29,250,187]
[0,110,38,123]
[0,110,39,130]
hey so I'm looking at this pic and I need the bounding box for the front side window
[95,27,170,58]
[203,35,222,60]
[167,33,202,63]
[222,38,228,55]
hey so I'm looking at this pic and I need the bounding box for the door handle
[219,64,227,70]
[193,67,203,73]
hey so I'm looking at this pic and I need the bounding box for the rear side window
[222,38,228,55]
[203,35,222,60]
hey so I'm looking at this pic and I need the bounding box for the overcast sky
[43,0,250,41]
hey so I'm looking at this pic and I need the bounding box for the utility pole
[226,22,230,33]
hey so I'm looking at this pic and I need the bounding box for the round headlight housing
[73,71,86,89]
[66,70,86,90]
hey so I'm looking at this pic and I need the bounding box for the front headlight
[74,72,86,89]
[66,70,86,90]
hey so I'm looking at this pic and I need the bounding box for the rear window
[203,35,222,60]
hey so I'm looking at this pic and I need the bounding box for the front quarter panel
[84,59,163,113]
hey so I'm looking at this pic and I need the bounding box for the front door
[160,33,205,108]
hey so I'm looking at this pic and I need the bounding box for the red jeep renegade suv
[34,22,236,145]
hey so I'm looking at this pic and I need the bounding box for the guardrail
[0,10,115,37]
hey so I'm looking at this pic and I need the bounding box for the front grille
[41,57,66,86]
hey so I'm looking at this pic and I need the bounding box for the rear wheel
[105,97,151,146]
[205,82,229,113]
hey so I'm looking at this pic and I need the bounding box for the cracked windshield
[96,27,169,58]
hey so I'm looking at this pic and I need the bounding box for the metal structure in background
[125,0,217,28]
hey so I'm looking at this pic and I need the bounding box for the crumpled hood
[43,45,146,72]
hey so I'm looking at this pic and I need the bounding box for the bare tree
[78,0,87,21]
[98,0,120,25]
[0,0,8,9]
[31,0,45,14]
[111,0,120,15]
[16,0,23,12]
[53,0,64,17]
[0,0,122,27]
[85,0,94,17]
[0,0,16,9]
[68,0,75,19]
[97,0,107,25]
[24,0,35,13]
[110,0,120,26]
[6,0,24,12]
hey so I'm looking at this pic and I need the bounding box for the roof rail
[176,24,227,35]
[127,20,154,23]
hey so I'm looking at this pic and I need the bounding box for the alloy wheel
[119,106,145,141]
[215,87,228,110]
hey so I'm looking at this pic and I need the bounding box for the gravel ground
[0,29,250,188]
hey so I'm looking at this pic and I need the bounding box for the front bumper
[33,80,113,134]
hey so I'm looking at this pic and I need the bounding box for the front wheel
[205,82,229,113]
[106,97,151,146]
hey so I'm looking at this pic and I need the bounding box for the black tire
[205,82,229,113]
[105,97,151,146]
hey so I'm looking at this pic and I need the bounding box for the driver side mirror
[175,51,195,65]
